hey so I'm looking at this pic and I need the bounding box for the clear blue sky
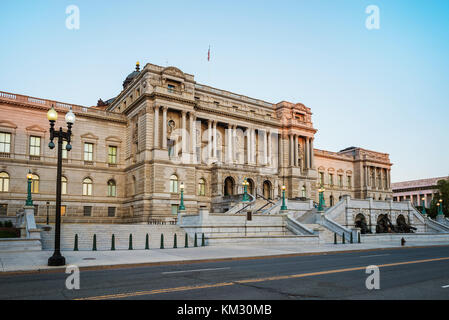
[1,0,448,182]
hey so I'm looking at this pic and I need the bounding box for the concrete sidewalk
[1,240,449,273]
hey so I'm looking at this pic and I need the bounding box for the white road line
[162,267,231,275]
[359,254,391,258]
[441,285,449,289]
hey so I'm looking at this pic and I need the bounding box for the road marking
[162,267,230,274]
[442,285,449,289]
[360,254,390,258]
[75,256,449,300]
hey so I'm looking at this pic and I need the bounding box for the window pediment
[26,124,46,133]
[80,132,99,140]
[0,120,17,129]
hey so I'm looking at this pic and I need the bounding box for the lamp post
[242,179,249,202]
[318,186,325,211]
[280,185,287,210]
[438,199,443,216]
[179,182,185,210]
[26,170,33,206]
[421,197,426,215]
[47,105,75,267]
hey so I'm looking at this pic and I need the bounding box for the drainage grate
[83,258,96,260]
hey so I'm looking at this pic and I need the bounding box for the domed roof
[123,62,141,89]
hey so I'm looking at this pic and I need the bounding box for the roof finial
[136,61,140,71]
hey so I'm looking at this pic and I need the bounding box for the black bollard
[129,234,133,250]
[350,232,353,244]
[184,233,188,248]
[93,234,97,251]
[111,234,115,251]
[160,234,164,249]
[145,234,149,250]
[74,234,78,251]
[358,232,361,244]
[401,237,406,246]
[174,233,177,248]
[342,233,345,244]
[334,233,337,244]
[194,233,198,247]
[201,233,205,247]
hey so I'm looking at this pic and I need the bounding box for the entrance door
[263,181,271,199]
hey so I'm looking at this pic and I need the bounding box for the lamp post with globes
[318,186,325,212]
[26,170,33,206]
[280,185,287,210]
[242,179,250,202]
[179,182,185,211]
[438,199,443,216]
[46,105,75,267]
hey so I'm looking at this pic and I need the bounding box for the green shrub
[4,221,12,228]
[0,221,3,227]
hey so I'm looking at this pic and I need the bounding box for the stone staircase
[40,223,191,251]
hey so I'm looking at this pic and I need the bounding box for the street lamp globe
[281,185,286,191]
[26,170,33,180]
[47,106,58,121]
[65,109,76,124]
[180,182,184,190]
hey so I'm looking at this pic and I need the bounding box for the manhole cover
[83,258,96,260]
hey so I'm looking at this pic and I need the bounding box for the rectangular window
[338,175,343,187]
[319,172,324,186]
[29,136,41,156]
[62,141,68,159]
[0,204,7,216]
[171,204,178,215]
[83,206,92,216]
[329,174,334,186]
[347,176,352,188]
[61,205,66,216]
[84,143,93,161]
[108,207,116,217]
[108,146,117,164]
[0,133,11,153]
[168,84,175,93]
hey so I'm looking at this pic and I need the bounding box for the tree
[429,178,449,218]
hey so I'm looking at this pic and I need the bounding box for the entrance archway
[329,195,334,206]
[224,177,235,196]
[355,213,370,234]
[263,180,272,199]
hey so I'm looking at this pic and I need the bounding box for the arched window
[108,179,116,197]
[0,172,9,192]
[31,174,39,193]
[83,177,93,196]
[170,175,178,193]
[61,176,67,195]
[301,185,306,198]
[198,178,206,196]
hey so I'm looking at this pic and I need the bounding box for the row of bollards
[73,233,206,251]
[333,232,361,244]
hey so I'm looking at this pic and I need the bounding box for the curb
[1,243,449,276]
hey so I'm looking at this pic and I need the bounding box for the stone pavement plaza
[1,241,449,273]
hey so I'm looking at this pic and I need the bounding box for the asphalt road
[1,246,449,300]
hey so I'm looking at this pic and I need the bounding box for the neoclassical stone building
[0,62,393,223]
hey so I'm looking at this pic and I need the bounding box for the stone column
[181,111,187,155]
[162,106,167,149]
[227,123,232,164]
[289,134,294,167]
[305,137,310,169]
[294,134,299,167]
[310,138,314,168]
[190,113,196,162]
[232,125,237,163]
[207,120,212,160]
[246,128,251,164]
[251,128,256,164]
[263,129,268,165]
[213,120,217,159]
[153,106,160,149]
[267,130,272,166]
